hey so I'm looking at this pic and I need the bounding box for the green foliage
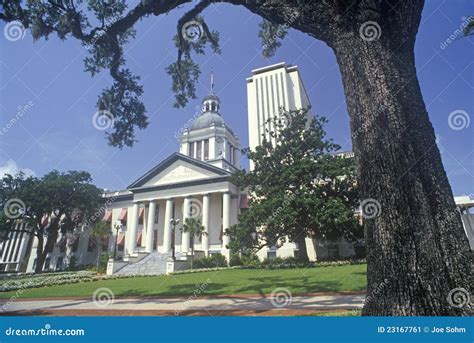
[259,19,287,58]
[240,254,261,268]
[227,109,362,258]
[0,170,103,272]
[0,2,226,147]
[193,253,227,269]
[67,256,78,271]
[229,253,242,266]
[464,16,474,36]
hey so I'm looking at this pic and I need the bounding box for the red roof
[103,210,112,222]
[118,208,128,222]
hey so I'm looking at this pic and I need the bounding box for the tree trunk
[34,234,45,273]
[96,243,102,270]
[190,233,194,269]
[331,26,472,315]
[36,227,59,273]
[295,234,309,262]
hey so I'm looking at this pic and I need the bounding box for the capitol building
[1,63,473,274]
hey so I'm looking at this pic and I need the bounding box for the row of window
[188,139,210,160]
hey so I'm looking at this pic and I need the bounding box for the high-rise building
[246,62,312,157]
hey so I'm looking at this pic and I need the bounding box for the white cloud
[0,160,35,178]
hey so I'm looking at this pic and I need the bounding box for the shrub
[194,253,227,269]
[240,254,261,268]
[229,254,242,266]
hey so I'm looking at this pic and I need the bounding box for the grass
[310,309,361,316]
[0,264,366,299]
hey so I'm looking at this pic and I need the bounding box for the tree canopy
[0,170,103,272]
[228,109,361,261]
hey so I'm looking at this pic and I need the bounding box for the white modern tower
[246,62,311,161]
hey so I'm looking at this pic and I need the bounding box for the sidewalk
[0,293,365,316]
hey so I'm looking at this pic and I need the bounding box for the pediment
[128,153,229,189]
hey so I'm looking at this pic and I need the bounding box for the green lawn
[0,264,366,299]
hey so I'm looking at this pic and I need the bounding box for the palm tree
[181,218,207,269]
[90,221,111,270]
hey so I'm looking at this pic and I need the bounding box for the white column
[145,201,156,253]
[182,197,191,253]
[202,194,210,256]
[128,203,139,255]
[222,192,231,260]
[163,198,173,253]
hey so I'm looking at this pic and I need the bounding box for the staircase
[115,252,170,275]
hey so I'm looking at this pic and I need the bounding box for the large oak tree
[1,0,471,315]
[0,171,102,272]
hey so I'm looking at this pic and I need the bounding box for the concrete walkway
[0,293,365,316]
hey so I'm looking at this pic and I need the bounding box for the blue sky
[0,1,472,196]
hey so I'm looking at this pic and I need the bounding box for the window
[204,139,209,160]
[267,251,277,260]
[196,140,202,160]
[154,205,159,224]
[188,142,195,158]
[226,143,231,161]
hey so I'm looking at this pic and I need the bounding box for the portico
[121,188,238,260]
[103,84,242,265]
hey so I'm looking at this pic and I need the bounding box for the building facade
[246,62,312,152]
[1,65,473,274]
